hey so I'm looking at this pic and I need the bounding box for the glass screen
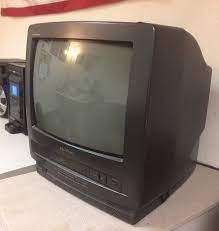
[33,39,133,156]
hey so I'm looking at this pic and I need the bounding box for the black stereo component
[5,62,27,135]
[0,59,25,118]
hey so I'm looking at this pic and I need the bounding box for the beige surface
[176,205,219,231]
[0,165,218,231]
[0,165,35,180]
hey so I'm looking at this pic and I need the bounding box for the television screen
[33,39,133,156]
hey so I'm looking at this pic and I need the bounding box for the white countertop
[0,165,218,231]
[0,118,35,175]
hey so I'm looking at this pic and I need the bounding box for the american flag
[1,0,122,17]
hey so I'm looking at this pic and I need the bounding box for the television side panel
[143,26,191,203]
[176,31,212,160]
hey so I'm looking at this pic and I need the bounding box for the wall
[0,0,218,168]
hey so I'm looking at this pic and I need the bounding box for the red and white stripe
[1,0,122,17]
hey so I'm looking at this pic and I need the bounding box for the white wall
[0,0,219,168]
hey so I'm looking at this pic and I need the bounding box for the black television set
[26,22,211,224]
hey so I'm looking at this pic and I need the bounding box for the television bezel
[26,21,154,164]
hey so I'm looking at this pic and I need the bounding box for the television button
[99,173,107,185]
[80,166,89,177]
[108,177,121,192]
[89,168,99,181]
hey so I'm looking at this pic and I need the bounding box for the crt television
[26,22,211,224]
